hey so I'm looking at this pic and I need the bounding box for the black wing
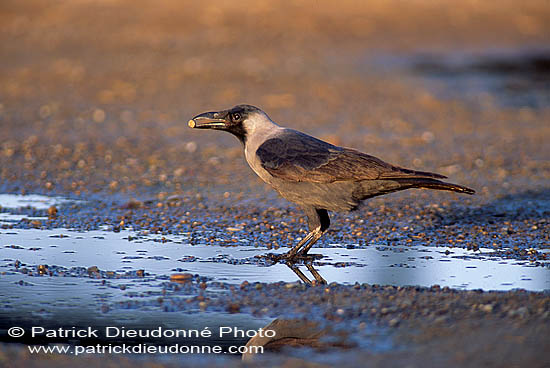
[256,129,446,183]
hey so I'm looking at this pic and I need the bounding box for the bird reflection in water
[259,252,327,285]
[286,261,327,286]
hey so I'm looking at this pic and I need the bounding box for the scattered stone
[170,273,193,282]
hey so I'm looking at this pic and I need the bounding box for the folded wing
[256,129,447,183]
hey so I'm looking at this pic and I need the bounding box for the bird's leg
[281,208,330,259]
[263,227,316,263]
[298,209,330,256]
[293,227,323,256]
[285,230,318,258]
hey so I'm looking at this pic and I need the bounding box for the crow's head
[188,104,270,144]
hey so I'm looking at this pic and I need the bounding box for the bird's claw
[260,252,323,264]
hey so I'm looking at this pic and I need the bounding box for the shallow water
[1,228,548,292]
[0,193,548,299]
[0,194,75,224]
[0,194,72,211]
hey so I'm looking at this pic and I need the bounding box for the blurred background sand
[1,0,549,199]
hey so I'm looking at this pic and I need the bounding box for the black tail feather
[395,178,475,195]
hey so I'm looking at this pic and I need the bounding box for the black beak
[188,111,228,129]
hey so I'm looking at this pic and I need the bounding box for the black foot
[294,253,323,262]
[259,252,323,264]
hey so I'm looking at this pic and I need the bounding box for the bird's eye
[232,113,241,121]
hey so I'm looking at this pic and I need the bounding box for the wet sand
[0,0,549,367]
